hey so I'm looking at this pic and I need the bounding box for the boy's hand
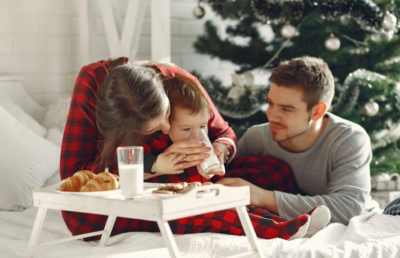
[212,142,228,165]
[196,164,224,180]
[152,152,204,175]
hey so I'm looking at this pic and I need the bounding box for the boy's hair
[162,75,209,117]
[269,56,335,110]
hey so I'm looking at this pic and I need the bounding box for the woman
[60,57,235,180]
[60,57,243,239]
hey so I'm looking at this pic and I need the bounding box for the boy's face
[168,106,208,143]
[266,83,313,143]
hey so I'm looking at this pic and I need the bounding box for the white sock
[304,205,331,238]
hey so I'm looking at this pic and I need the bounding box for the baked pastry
[157,182,188,192]
[80,172,120,192]
[59,170,96,192]
[152,182,212,195]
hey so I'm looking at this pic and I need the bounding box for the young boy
[142,74,329,239]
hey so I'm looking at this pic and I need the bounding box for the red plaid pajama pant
[62,156,309,241]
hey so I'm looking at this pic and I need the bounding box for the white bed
[1,77,400,258]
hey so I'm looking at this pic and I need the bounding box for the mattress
[1,172,400,258]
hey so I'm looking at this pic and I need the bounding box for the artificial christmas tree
[192,0,400,174]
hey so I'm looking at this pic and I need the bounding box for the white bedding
[1,172,400,258]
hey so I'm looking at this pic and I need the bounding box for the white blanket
[1,173,400,258]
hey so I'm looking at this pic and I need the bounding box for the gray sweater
[236,112,372,225]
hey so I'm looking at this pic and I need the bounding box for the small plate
[145,188,217,198]
[55,188,121,197]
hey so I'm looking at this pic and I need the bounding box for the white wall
[0,0,241,106]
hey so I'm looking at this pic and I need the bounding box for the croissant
[80,172,120,192]
[60,170,96,192]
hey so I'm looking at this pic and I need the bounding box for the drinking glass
[117,146,144,199]
[187,128,223,176]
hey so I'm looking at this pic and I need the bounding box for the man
[218,56,372,225]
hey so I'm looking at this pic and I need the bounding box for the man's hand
[215,178,278,213]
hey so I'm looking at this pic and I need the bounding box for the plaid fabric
[212,156,299,194]
[62,155,310,241]
[62,209,310,242]
[383,196,400,216]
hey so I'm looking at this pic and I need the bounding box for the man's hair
[162,75,209,118]
[269,56,335,110]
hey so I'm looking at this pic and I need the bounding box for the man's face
[266,83,313,143]
[168,106,208,143]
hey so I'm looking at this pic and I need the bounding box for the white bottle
[199,129,222,175]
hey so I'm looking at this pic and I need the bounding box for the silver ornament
[381,12,397,30]
[193,5,205,19]
[280,24,296,39]
[363,99,379,117]
[325,34,341,51]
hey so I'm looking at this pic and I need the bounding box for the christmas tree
[192,0,400,175]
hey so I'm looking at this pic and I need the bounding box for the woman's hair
[269,56,335,110]
[96,57,167,169]
[162,75,209,118]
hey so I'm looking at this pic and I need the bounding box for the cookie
[152,189,174,195]
[154,182,208,195]
[189,182,201,188]
[157,184,169,190]
[176,184,196,194]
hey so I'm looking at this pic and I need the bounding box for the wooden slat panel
[79,0,97,66]
[122,0,147,58]
[98,0,123,56]
[151,0,171,62]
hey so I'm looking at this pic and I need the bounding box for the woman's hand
[152,141,211,174]
[152,152,198,175]
[166,140,211,166]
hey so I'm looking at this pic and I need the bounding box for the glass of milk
[117,146,144,200]
[187,128,223,177]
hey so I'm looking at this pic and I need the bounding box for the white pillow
[46,127,64,148]
[0,107,60,211]
[0,91,47,137]
[42,97,71,132]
